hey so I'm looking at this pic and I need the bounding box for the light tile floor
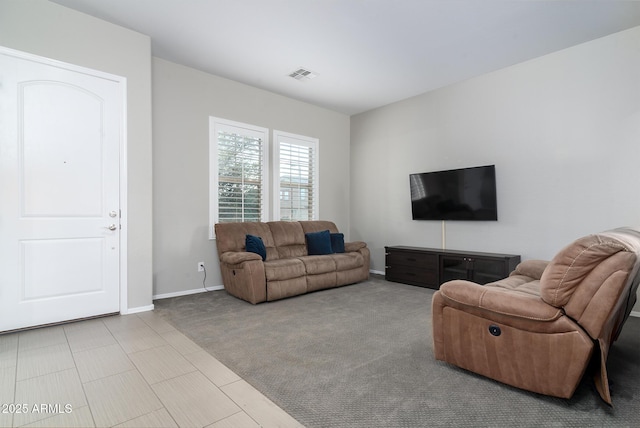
[0,311,303,427]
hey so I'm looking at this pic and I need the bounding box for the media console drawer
[386,251,437,268]
[385,246,439,289]
[385,245,520,290]
[385,265,438,288]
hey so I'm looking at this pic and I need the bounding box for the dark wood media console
[385,246,521,290]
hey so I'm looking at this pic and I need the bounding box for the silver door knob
[108,224,117,231]
[109,210,118,218]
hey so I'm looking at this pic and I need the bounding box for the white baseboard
[153,285,224,301]
[630,311,640,318]
[370,269,385,275]
[123,304,154,315]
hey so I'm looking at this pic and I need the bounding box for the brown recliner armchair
[432,227,640,404]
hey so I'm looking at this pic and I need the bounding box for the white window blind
[210,118,268,235]
[274,131,319,221]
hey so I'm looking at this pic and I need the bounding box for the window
[209,119,319,237]
[210,118,268,235]
[274,130,319,221]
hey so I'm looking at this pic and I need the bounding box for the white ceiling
[52,0,640,115]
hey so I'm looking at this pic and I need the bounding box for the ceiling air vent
[288,67,317,81]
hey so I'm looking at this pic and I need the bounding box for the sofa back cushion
[540,227,640,340]
[215,220,347,262]
[214,222,278,261]
[541,232,632,308]
[300,220,339,234]
[268,221,307,259]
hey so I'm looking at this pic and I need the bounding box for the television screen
[410,165,498,221]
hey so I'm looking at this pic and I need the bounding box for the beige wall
[0,0,154,311]
[351,27,640,309]
[152,58,350,296]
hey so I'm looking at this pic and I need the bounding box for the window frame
[209,117,269,238]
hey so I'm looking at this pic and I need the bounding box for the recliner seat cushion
[298,255,336,275]
[486,275,542,297]
[331,252,364,271]
[264,258,306,281]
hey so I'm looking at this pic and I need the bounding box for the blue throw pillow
[245,234,266,261]
[306,230,333,255]
[330,233,345,253]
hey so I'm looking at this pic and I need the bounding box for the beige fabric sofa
[432,227,640,404]
[214,220,370,304]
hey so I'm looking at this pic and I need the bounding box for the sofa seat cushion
[331,252,364,272]
[298,255,336,275]
[264,258,306,281]
[267,277,307,301]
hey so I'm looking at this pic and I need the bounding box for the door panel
[0,47,123,332]
[21,238,105,300]
[21,82,104,217]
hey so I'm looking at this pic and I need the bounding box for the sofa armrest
[218,252,266,304]
[510,259,549,280]
[345,241,367,252]
[220,251,262,266]
[439,280,562,322]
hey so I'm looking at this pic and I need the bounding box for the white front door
[0,47,124,332]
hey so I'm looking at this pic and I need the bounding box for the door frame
[0,45,128,315]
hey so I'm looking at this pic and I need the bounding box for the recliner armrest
[511,259,549,280]
[345,241,367,252]
[439,280,562,322]
[220,251,263,266]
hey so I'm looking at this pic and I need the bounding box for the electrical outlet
[198,262,205,272]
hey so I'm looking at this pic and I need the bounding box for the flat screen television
[410,165,498,221]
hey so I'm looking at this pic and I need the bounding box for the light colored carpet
[154,276,640,427]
